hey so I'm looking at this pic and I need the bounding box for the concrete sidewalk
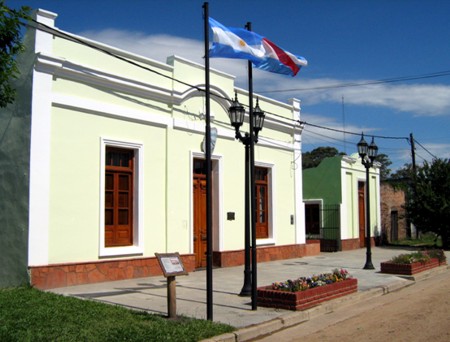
[50,247,449,341]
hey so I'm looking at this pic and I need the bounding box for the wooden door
[193,160,207,268]
[105,147,134,247]
[358,182,366,247]
[255,167,269,239]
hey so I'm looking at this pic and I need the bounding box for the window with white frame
[100,138,144,256]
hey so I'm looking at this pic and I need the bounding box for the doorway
[192,158,220,268]
[358,181,366,247]
[305,203,320,236]
[255,166,269,239]
[391,210,399,242]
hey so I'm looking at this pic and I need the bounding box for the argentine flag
[209,17,307,77]
[208,17,265,64]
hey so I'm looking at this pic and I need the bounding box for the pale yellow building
[2,9,319,289]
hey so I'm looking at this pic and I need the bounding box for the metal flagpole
[203,1,213,321]
[245,21,258,311]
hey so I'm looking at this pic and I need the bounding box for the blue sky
[9,0,450,171]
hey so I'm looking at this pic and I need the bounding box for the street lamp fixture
[252,98,265,138]
[228,93,265,141]
[357,133,378,270]
[228,93,246,132]
[228,93,265,296]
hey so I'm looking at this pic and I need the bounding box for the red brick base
[341,238,375,251]
[213,242,321,267]
[380,258,442,275]
[341,238,360,251]
[30,243,321,290]
[258,278,358,311]
[30,255,196,290]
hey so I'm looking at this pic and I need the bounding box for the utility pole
[410,133,416,175]
[409,133,418,239]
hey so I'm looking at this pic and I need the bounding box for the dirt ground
[256,269,450,342]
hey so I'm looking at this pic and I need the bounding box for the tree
[375,153,392,180]
[0,1,31,108]
[302,146,344,169]
[391,163,413,181]
[405,158,450,249]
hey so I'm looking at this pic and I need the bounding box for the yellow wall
[34,24,302,265]
[48,107,167,262]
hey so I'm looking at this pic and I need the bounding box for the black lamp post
[357,133,378,270]
[228,93,265,296]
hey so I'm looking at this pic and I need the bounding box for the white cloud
[78,28,250,81]
[258,79,450,117]
[78,29,450,118]
[320,83,450,117]
[79,29,200,62]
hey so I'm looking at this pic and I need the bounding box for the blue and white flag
[208,17,265,64]
[209,17,307,76]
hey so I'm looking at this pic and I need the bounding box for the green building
[303,154,381,252]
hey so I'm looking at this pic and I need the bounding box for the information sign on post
[155,253,188,319]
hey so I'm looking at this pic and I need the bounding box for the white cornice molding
[342,155,358,164]
[263,115,302,135]
[35,53,301,137]
[52,93,173,128]
[34,53,231,110]
[35,53,177,104]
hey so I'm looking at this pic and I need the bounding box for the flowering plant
[389,251,430,264]
[389,249,446,264]
[271,268,351,292]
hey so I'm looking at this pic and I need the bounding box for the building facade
[0,9,319,289]
[303,154,381,251]
[380,182,408,243]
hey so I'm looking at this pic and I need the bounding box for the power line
[257,70,450,94]
[303,127,349,146]
[414,139,438,159]
[300,121,409,141]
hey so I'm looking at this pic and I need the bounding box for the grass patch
[391,232,442,248]
[0,287,234,342]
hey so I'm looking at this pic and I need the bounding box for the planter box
[380,258,442,275]
[257,278,358,311]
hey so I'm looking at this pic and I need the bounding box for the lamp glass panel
[357,137,368,157]
[368,139,378,159]
[253,112,265,130]
[229,105,245,126]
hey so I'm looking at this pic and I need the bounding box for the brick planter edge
[380,258,444,275]
[257,278,358,311]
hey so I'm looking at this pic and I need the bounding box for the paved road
[255,269,450,341]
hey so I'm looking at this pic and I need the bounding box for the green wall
[303,156,343,205]
[0,35,34,287]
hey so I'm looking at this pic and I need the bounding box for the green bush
[426,249,447,263]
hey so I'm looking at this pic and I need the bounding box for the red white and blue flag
[209,17,307,77]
